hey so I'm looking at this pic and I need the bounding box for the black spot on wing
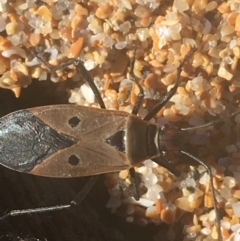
[68,154,80,166]
[68,116,81,128]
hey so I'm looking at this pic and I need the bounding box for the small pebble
[95,3,113,19]
[160,206,176,224]
[232,202,240,217]
[175,197,194,212]
[119,170,129,179]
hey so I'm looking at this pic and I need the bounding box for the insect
[0,47,238,241]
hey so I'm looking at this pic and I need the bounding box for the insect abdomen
[125,115,159,166]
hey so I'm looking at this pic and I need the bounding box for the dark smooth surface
[0,81,169,241]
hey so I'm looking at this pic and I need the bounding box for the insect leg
[31,50,76,72]
[143,47,197,121]
[129,48,144,116]
[33,51,106,209]
[74,61,106,109]
[0,175,98,220]
[0,56,107,219]
[32,51,106,109]
[143,49,197,177]
[128,49,185,197]
[125,49,145,200]
[181,151,222,241]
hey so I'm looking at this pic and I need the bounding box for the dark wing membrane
[0,105,130,177]
[0,109,77,173]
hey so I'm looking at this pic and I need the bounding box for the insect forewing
[0,105,130,177]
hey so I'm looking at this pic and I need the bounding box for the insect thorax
[125,115,159,166]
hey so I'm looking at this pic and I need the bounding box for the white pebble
[173,0,189,13]
[84,59,96,71]
[146,205,157,216]
[232,202,240,217]
[185,177,196,187]
[115,41,127,50]
[203,19,211,34]
[103,35,114,48]
[25,57,41,67]
[191,75,211,92]
[39,70,47,81]
[231,223,240,232]
[146,184,163,201]
[201,227,211,235]
[69,91,81,103]
[119,78,132,88]
[220,188,232,200]
[0,15,6,32]
[143,159,158,168]
[137,166,148,175]
[221,220,231,229]
[180,180,188,189]
[142,173,158,186]
[186,232,196,239]
[175,103,190,115]
[50,75,60,83]
[143,87,154,99]
[152,183,163,193]
[199,172,209,186]
[233,232,240,241]
[208,209,216,222]
[2,46,26,58]
[157,192,167,203]
[80,83,95,103]
[223,176,236,188]
[163,63,177,73]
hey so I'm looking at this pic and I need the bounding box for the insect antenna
[177,107,240,241]
[181,151,222,241]
[135,46,223,240]
[181,110,240,132]
[125,48,198,200]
